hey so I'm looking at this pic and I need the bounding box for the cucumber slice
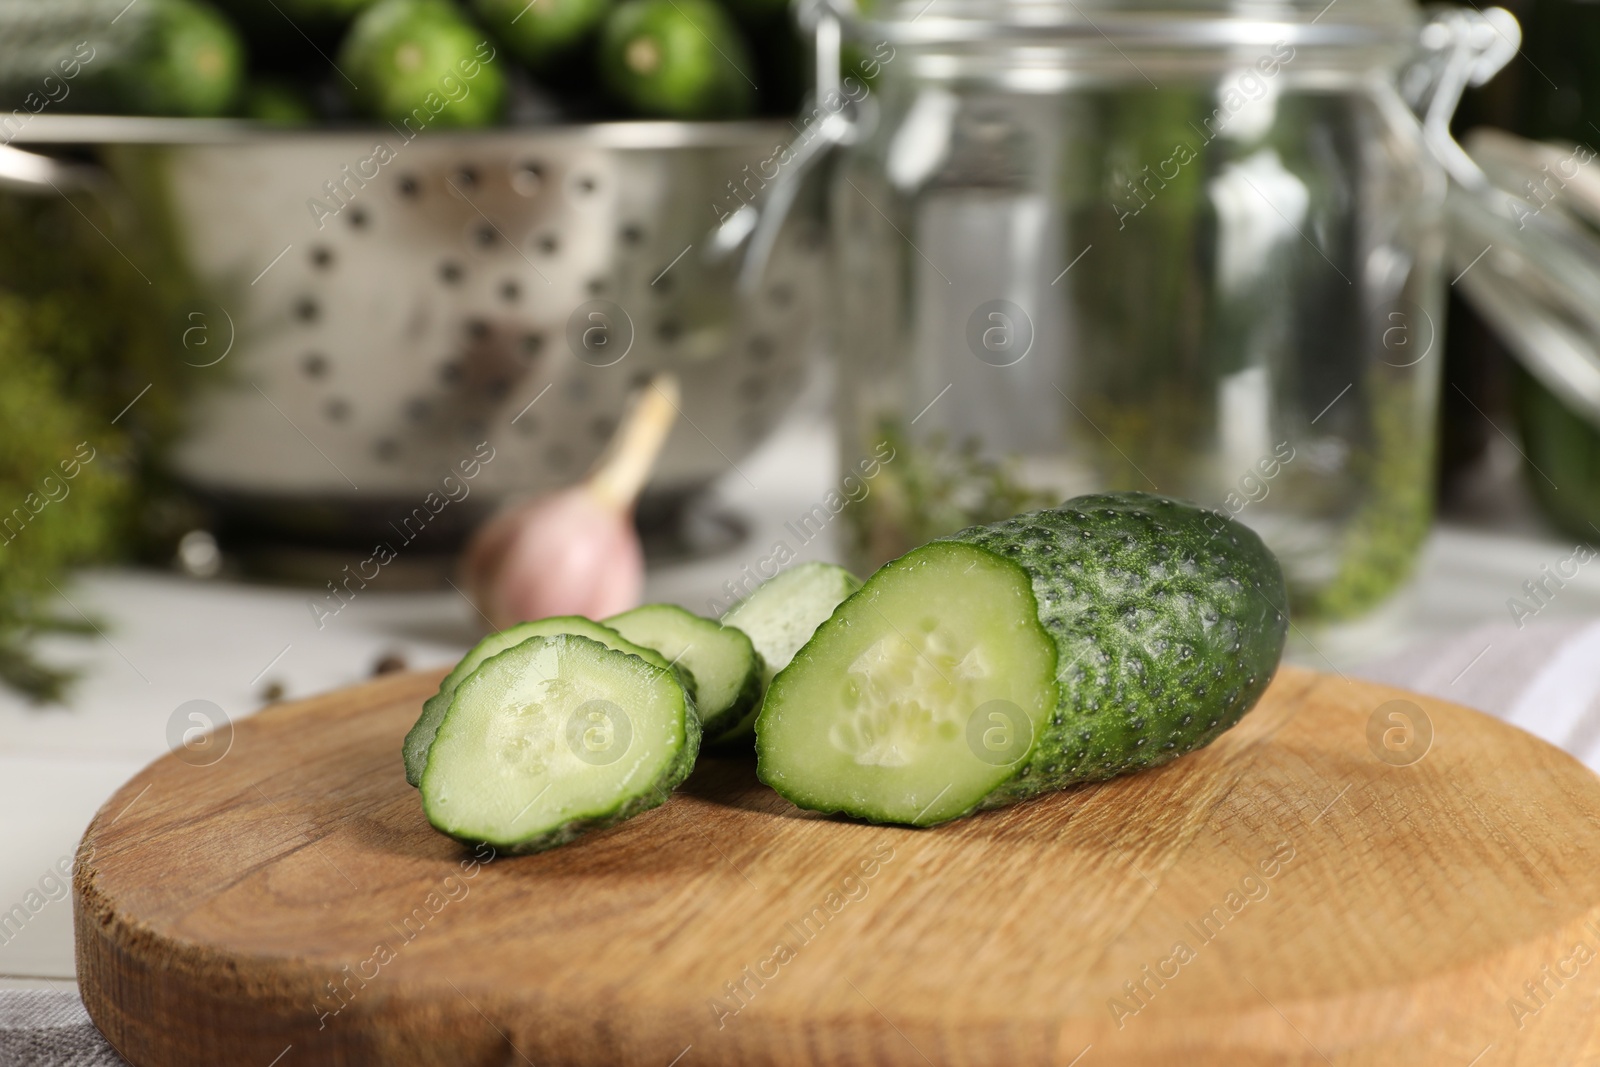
[420,634,700,854]
[605,604,761,737]
[403,616,674,787]
[711,562,861,743]
[756,493,1288,826]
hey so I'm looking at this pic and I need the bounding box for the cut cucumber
[403,615,674,786]
[756,493,1288,826]
[420,633,700,854]
[712,562,861,743]
[605,604,761,738]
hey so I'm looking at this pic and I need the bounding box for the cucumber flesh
[756,494,1289,826]
[604,603,761,738]
[756,544,1056,825]
[403,615,674,786]
[420,634,699,853]
[713,562,861,742]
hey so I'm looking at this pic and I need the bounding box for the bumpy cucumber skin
[423,634,702,856]
[756,492,1287,824]
[403,616,677,787]
[951,492,1288,808]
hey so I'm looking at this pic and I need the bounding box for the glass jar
[826,0,1514,623]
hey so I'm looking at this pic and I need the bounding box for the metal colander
[0,116,825,547]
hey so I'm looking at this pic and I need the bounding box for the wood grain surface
[74,666,1600,1066]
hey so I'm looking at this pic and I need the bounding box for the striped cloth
[1358,617,1600,772]
[0,992,122,1066]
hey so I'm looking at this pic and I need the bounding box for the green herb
[0,191,193,701]
[846,419,1057,572]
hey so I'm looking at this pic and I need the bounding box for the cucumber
[711,562,861,743]
[472,0,612,71]
[598,0,754,119]
[403,615,675,787]
[339,0,507,128]
[420,633,700,854]
[0,0,244,118]
[242,79,318,124]
[605,604,761,737]
[755,493,1288,826]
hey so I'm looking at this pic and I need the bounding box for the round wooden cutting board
[75,666,1600,1066]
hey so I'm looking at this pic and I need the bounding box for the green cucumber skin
[423,635,702,856]
[0,0,245,118]
[340,0,507,128]
[953,492,1288,807]
[757,492,1288,823]
[598,0,754,119]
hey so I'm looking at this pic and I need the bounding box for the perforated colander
[0,116,825,546]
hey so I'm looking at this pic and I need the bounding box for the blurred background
[3,0,1600,993]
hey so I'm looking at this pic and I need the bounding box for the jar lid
[838,0,1422,48]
